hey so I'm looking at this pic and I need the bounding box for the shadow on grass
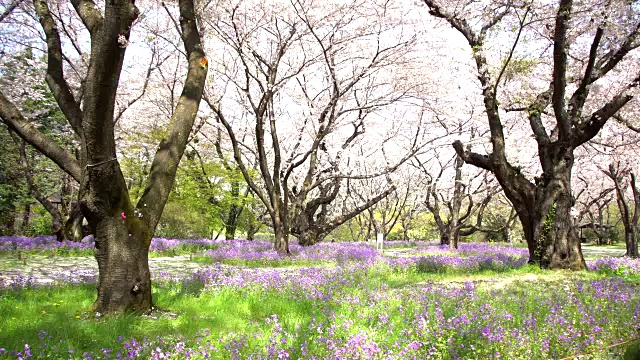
[0,281,324,357]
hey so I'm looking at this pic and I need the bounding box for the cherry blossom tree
[413,149,499,248]
[202,0,430,253]
[603,162,639,257]
[0,0,208,312]
[421,0,640,269]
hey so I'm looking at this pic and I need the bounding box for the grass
[2,261,640,359]
[1,241,640,359]
[0,283,322,357]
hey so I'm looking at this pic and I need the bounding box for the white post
[376,233,384,251]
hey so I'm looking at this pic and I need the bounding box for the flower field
[1,237,639,359]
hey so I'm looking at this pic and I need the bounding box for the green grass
[0,284,317,355]
[0,249,640,359]
[1,260,639,359]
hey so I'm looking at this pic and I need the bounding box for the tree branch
[0,0,23,23]
[551,0,571,136]
[452,140,493,171]
[34,0,83,135]
[70,0,104,35]
[0,90,82,181]
[573,74,639,147]
[136,0,208,230]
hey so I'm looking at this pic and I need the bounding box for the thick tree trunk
[439,231,450,246]
[224,204,242,240]
[93,217,152,313]
[511,168,586,270]
[273,222,290,254]
[298,229,326,246]
[297,231,315,246]
[446,227,459,249]
[81,159,154,313]
[626,230,639,258]
[537,192,585,269]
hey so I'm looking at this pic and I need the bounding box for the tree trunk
[448,154,465,249]
[247,224,257,241]
[93,217,152,313]
[0,0,207,315]
[81,159,153,313]
[224,204,242,240]
[273,221,290,254]
[446,227,459,249]
[603,165,639,258]
[511,168,586,270]
[626,229,639,258]
[439,231,450,246]
[297,230,317,246]
[21,202,31,231]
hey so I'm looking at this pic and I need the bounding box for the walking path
[0,245,628,287]
[0,255,208,287]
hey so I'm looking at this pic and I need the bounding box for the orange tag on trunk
[200,58,208,68]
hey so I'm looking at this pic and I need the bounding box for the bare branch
[452,140,493,171]
[573,74,639,147]
[33,0,83,135]
[551,0,571,136]
[70,0,104,35]
[0,0,23,23]
[0,90,82,181]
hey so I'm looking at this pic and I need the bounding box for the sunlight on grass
[1,240,639,359]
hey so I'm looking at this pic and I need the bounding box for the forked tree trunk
[224,202,243,240]
[81,160,153,312]
[430,0,637,271]
[508,165,586,270]
[1,0,208,314]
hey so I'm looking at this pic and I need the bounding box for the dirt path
[0,244,628,288]
[0,255,207,287]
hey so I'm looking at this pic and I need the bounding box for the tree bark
[495,151,586,269]
[223,181,243,240]
[425,0,637,270]
[448,154,465,249]
[0,0,207,313]
[21,202,31,232]
[273,219,290,254]
[93,214,152,313]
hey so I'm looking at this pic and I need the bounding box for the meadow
[1,237,639,359]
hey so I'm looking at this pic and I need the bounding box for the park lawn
[1,258,640,360]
